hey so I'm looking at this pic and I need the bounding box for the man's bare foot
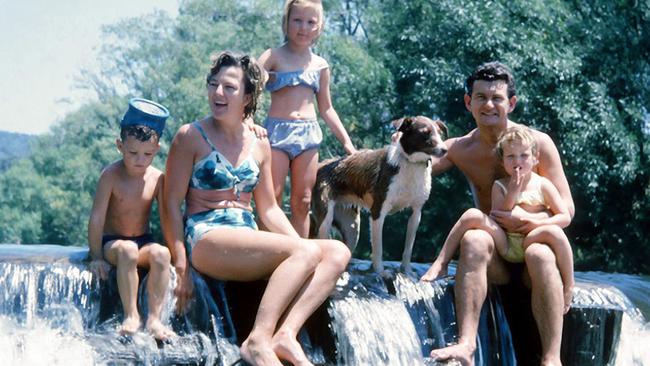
[146,318,176,341]
[241,335,283,366]
[272,330,313,366]
[119,315,141,335]
[563,283,574,314]
[430,342,475,366]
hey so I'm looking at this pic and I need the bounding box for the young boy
[88,98,175,340]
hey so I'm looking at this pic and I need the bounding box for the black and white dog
[311,116,447,276]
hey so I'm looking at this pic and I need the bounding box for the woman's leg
[191,227,323,366]
[288,149,319,238]
[272,239,351,366]
[524,225,574,313]
[270,149,291,209]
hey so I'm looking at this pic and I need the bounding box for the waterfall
[0,244,649,365]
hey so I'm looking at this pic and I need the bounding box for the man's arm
[430,137,457,176]
[536,132,574,218]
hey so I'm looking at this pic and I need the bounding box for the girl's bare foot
[240,335,283,366]
[430,341,475,366]
[119,315,141,335]
[272,330,313,366]
[145,318,176,341]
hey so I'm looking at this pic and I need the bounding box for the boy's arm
[88,170,112,279]
[316,66,356,155]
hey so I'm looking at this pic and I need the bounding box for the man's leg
[431,229,509,366]
[524,243,564,366]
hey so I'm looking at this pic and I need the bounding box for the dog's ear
[435,119,448,138]
[391,117,405,130]
[397,117,414,132]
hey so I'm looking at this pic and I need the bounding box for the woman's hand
[174,265,194,313]
[343,143,357,155]
[244,118,267,139]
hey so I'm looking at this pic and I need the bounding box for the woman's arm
[316,66,356,155]
[252,138,300,238]
[162,124,195,311]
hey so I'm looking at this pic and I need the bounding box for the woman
[162,51,350,366]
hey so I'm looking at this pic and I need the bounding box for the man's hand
[89,259,111,281]
[174,266,194,313]
[420,259,448,282]
[491,206,548,234]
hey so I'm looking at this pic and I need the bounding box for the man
[421,62,574,366]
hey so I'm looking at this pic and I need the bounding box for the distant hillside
[0,131,34,171]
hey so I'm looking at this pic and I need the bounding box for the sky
[0,0,179,135]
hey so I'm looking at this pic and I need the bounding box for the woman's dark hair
[465,61,517,98]
[206,51,264,120]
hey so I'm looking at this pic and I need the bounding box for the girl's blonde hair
[496,126,538,159]
[282,0,324,44]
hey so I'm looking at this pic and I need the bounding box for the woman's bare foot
[146,318,176,341]
[563,283,574,314]
[430,342,475,366]
[240,335,283,366]
[272,330,313,366]
[119,315,141,335]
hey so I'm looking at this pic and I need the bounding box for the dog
[311,116,447,276]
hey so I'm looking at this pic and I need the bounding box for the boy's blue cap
[121,98,170,136]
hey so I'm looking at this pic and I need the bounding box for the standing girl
[258,0,356,237]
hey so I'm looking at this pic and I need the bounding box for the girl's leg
[271,149,291,209]
[288,149,319,238]
[422,208,507,281]
[137,243,175,340]
[104,240,141,335]
[272,239,351,366]
[523,225,574,313]
[191,227,323,366]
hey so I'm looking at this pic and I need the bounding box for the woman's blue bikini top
[265,68,323,93]
[189,122,260,194]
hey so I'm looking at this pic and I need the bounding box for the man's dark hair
[465,61,516,98]
[120,125,159,142]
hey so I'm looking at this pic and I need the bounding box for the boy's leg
[524,225,574,313]
[138,243,175,340]
[104,239,141,334]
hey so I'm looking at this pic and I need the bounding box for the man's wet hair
[120,125,159,142]
[465,61,516,98]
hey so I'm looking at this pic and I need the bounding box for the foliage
[0,0,648,274]
[0,132,34,171]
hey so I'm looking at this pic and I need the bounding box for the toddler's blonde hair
[496,126,538,159]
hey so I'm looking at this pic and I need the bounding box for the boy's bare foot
[146,318,176,341]
[430,342,475,366]
[272,330,313,366]
[241,335,283,366]
[119,315,141,336]
[563,283,574,314]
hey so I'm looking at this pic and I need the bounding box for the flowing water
[0,245,648,365]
